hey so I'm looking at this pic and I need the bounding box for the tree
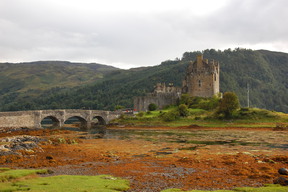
[148,103,158,111]
[114,105,124,111]
[178,104,189,117]
[217,92,240,118]
[179,94,192,106]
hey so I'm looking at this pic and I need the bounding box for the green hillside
[0,61,117,92]
[0,61,118,110]
[182,49,288,112]
[0,49,287,112]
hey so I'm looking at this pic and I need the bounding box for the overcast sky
[1,0,287,69]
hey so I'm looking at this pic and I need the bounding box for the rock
[46,155,54,160]
[278,168,288,175]
[273,177,288,186]
[0,135,47,156]
[0,149,20,156]
[11,141,39,151]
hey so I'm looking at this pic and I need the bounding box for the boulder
[278,168,288,175]
[273,177,288,186]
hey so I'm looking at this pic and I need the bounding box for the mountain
[0,49,287,113]
[0,61,119,110]
[0,61,118,92]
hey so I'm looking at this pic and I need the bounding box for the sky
[1,0,288,69]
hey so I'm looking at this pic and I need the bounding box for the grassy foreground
[1,168,287,192]
[114,107,288,128]
[0,168,129,192]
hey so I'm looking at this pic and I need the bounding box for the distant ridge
[0,49,287,113]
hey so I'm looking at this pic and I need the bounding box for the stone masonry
[0,109,120,129]
[182,55,220,97]
[133,83,181,111]
[134,55,220,111]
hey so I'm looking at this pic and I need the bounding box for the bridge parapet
[0,109,121,129]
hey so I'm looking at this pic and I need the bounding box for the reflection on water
[42,124,106,139]
[64,125,107,136]
[40,125,288,150]
[102,129,288,150]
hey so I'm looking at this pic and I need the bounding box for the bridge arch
[41,116,60,128]
[64,116,88,130]
[92,116,106,126]
[0,109,120,129]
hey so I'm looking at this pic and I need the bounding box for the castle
[182,55,220,97]
[134,55,220,111]
[133,83,181,112]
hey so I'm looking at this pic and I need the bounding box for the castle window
[214,75,216,81]
[198,80,202,87]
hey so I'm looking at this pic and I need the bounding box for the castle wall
[134,93,179,111]
[186,72,219,97]
[133,55,220,111]
[213,68,220,95]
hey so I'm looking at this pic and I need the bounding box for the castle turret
[196,55,203,69]
[182,55,220,97]
[134,54,220,112]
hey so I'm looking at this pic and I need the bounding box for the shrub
[178,104,189,117]
[217,92,240,118]
[179,94,193,106]
[162,110,180,122]
[180,94,220,110]
[198,95,220,110]
[189,97,203,108]
[148,103,158,111]
[119,114,127,119]
[137,111,145,117]
[236,108,277,120]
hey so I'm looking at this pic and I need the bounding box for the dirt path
[0,127,287,191]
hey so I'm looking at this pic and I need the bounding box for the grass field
[114,107,288,128]
[0,168,129,192]
[0,168,287,192]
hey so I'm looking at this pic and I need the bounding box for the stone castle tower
[182,55,220,97]
[133,55,220,111]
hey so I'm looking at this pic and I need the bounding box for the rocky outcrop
[274,168,288,186]
[0,135,46,156]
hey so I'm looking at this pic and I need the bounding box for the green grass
[161,184,288,192]
[115,117,283,128]
[0,169,49,182]
[0,168,129,192]
[115,107,288,128]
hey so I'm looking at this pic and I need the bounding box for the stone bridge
[0,109,121,129]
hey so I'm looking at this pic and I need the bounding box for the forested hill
[0,49,287,113]
[0,61,119,110]
[0,61,117,92]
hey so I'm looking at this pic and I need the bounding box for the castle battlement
[153,83,181,94]
[183,54,220,97]
[134,54,220,111]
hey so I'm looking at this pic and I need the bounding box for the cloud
[0,0,287,68]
